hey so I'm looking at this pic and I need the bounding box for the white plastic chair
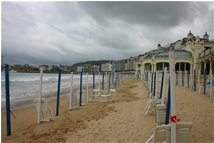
[92,88,100,102]
[166,122,192,143]
[155,104,166,125]
[146,122,192,143]
[146,124,169,143]
[34,98,54,122]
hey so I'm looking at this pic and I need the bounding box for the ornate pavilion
[137,31,214,77]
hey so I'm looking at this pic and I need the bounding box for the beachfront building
[135,54,146,75]
[91,65,100,73]
[113,57,138,72]
[101,63,112,72]
[114,59,125,72]
[138,31,214,77]
[77,66,84,72]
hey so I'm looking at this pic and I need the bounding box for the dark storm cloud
[79,2,210,28]
[1,1,213,65]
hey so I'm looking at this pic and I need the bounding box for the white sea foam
[1,72,102,109]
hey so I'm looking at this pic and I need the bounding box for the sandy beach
[1,78,214,143]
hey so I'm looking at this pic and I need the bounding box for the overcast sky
[2,1,214,65]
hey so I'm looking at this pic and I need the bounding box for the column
[179,63,181,71]
[190,64,193,89]
[162,62,164,71]
[198,69,201,94]
[184,63,186,71]
[204,60,206,95]
[209,57,212,99]
[140,64,143,80]
[210,57,212,76]
[154,63,157,72]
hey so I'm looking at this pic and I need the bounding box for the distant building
[101,63,112,72]
[91,65,100,73]
[77,66,84,72]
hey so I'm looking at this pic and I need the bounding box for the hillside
[73,60,113,66]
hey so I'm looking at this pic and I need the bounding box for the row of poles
[143,51,177,142]
[143,52,213,142]
[4,64,135,136]
[144,67,213,98]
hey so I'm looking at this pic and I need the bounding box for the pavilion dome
[155,51,169,58]
[155,50,192,58]
[203,32,209,41]
[174,50,192,58]
[187,31,194,39]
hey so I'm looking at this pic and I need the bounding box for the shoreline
[1,84,91,111]
[2,78,213,142]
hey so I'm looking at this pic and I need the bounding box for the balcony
[199,47,214,59]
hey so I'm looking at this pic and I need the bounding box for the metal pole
[93,72,95,89]
[161,68,167,104]
[79,69,83,106]
[160,71,164,99]
[210,71,213,99]
[5,64,11,136]
[151,72,153,94]
[56,68,61,116]
[204,67,206,95]
[112,72,115,88]
[102,73,104,90]
[154,72,156,97]
[165,78,170,125]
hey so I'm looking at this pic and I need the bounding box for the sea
[1,72,101,110]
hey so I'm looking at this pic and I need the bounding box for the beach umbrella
[169,51,176,143]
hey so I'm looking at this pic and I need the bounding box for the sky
[1,1,214,65]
